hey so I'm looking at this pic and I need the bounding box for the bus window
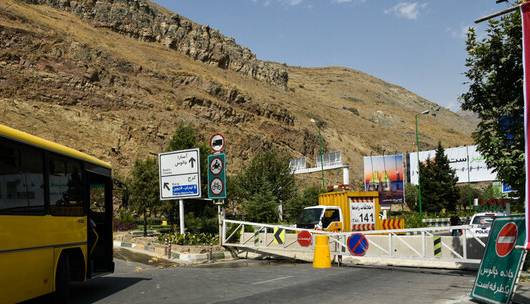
[49,156,84,216]
[90,183,106,213]
[0,139,45,214]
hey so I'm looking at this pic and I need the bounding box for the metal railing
[222,219,487,265]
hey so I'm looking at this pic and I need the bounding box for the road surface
[29,250,530,304]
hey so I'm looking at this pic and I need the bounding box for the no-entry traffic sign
[471,217,527,304]
[496,223,518,258]
[297,230,312,247]
[347,233,369,256]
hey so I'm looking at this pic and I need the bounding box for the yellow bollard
[313,235,331,269]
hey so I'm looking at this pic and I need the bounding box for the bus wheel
[54,255,71,303]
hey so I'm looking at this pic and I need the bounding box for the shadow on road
[25,276,150,304]
[513,293,530,304]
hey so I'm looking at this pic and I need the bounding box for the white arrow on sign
[160,150,199,177]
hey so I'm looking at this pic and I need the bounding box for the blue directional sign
[347,233,369,256]
[172,185,198,196]
[502,182,513,194]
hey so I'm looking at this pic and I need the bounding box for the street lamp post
[415,110,430,216]
[311,119,326,190]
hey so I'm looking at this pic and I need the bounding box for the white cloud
[447,25,472,40]
[284,0,303,5]
[385,2,427,20]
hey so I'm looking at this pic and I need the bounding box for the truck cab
[296,206,343,232]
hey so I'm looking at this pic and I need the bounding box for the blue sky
[154,0,510,111]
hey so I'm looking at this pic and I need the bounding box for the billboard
[409,145,497,185]
[363,154,404,205]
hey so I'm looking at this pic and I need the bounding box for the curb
[113,241,234,264]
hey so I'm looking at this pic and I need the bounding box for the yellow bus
[0,124,114,303]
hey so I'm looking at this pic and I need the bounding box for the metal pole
[415,114,423,216]
[475,4,519,24]
[179,199,185,234]
[218,203,223,246]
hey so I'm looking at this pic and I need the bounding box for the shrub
[159,232,218,246]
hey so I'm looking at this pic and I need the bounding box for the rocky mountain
[0,0,476,183]
[24,0,288,87]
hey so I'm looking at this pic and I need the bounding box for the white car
[469,212,505,238]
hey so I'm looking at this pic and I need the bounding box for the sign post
[209,133,227,245]
[159,148,201,234]
[471,216,527,304]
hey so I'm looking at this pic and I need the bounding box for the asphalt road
[28,251,530,304]
[75,259,475,303]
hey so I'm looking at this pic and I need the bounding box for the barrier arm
[223,223,242,244]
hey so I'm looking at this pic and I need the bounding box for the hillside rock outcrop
[23,0,289,88]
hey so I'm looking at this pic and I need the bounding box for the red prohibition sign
[496,222,518,258]
[209,157,223,175]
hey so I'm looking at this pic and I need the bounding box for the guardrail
[222,219,487,266]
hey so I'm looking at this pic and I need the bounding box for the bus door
[87,173,114,277]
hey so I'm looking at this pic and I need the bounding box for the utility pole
[415,108,439,216]
[415,114,423,216]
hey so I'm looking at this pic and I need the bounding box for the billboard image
[363,154,404,205]
[409,145,497,185]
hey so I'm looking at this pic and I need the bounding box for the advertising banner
[468,145,497,183]
[363,154,404,205]
[409,145,497,185]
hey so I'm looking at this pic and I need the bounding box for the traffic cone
[313,235,331,269]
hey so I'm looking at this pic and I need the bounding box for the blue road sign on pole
[347,233,369,256]
[208,153,227,200]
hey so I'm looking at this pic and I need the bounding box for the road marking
[252,276,294,285]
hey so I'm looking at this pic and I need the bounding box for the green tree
[231,149,296,222]
[404,183,418,211]
[164,122,211,230]
[129,158,160,236]
[419,142,460,213]
[240,190,279,223]
[458,184,481,210]
[461,12,524,198]
[284,186,321,223]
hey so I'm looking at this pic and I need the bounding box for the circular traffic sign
[210,178,224,196]
[347,233,369,256]
[209,157,224,175]
[297,230,312,247]
[496,222,518,258]
[210,134,225,152]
